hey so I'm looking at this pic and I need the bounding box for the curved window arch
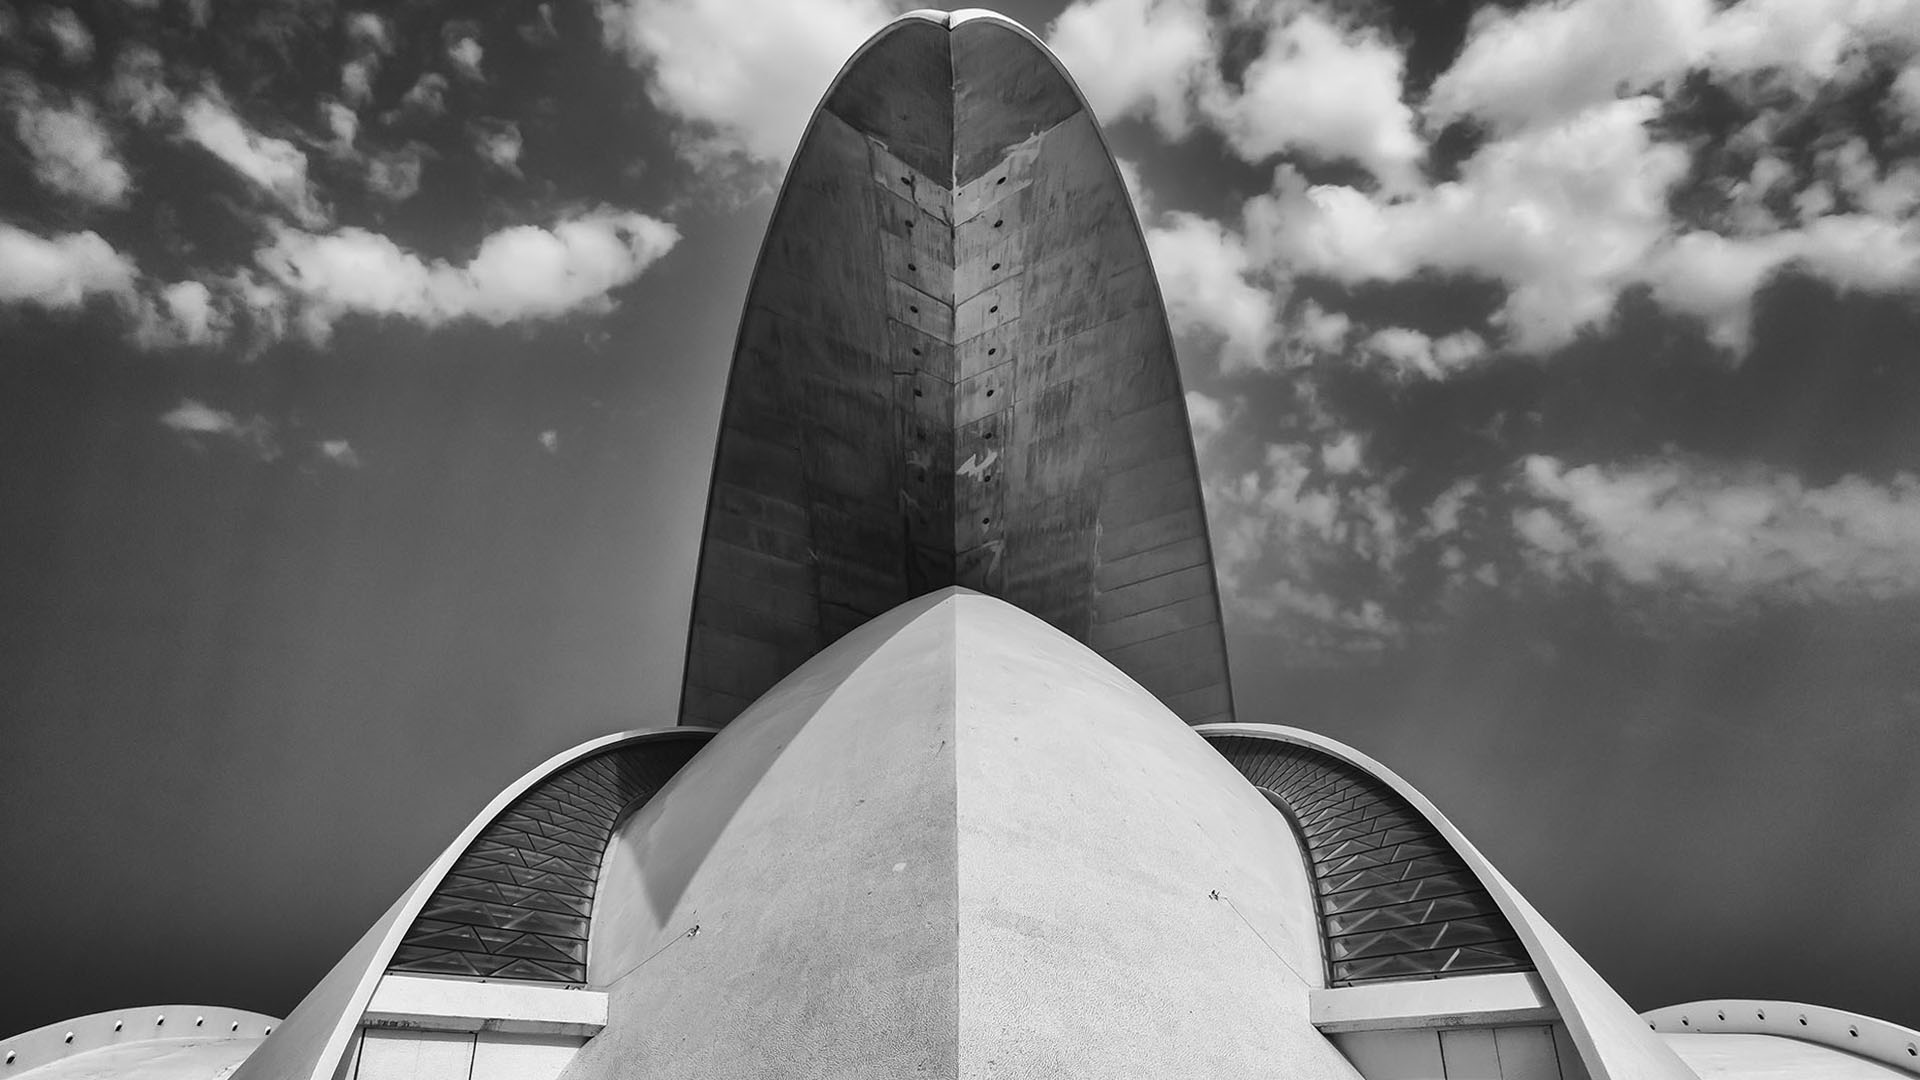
[387,731,713,983]
[1207,734,1534,986]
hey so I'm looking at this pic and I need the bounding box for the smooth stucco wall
[575,589,1352,1079]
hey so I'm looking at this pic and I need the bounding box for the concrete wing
[680,11,1233,728]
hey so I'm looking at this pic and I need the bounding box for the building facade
[7,10,1916,1080]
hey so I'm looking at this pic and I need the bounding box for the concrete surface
[1198,724,1701,1080]
[225,729,714,1080]
[362,975,605,1038]
[681,9,1233,728]
[572,589,1356,1078]
[1645,1000,1920,1075]
[1311,972,1559,1033]
[1660,1033,1914,1078]
[3,1007,277,1080]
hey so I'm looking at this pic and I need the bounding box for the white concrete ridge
[1646,1000,1920,1075]
[1311,972,1559,1033]
[1,1005,278,1080]
[364,975,606,1038]
[578,588,1356,1078]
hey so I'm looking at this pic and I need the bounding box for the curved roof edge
[1196,723,1697,1080]
[229,727,716,1080]
[1645,999,1920,1073]
[3,1005,279,1076]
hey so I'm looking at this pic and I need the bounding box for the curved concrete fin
[681,12,1233,729]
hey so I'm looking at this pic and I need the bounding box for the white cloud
[1146,211,1278,371]
[257,209,680,338]
[182,94,328,227]
[472,119,523,173]
[1046,0,1213,137]
[1291,299,1350,353]
[319,439,363,468]
[159,399,280,460]
[1642,216,1920,351]
[0,224,136,309]
[1360,326,1487,379]
[1520,455,1920,603]
[366,144,428,203]
[341,59,377,107]
[134,280,229,348]
[1428,0,1710,132]
[323,101,359,149]
[12,94,133,207]
[597,0,905,165]
[39,7,95,66]
[1247,98,1690,352]
[347,11,395,55]
[448,36,485,81]
[1702,0,1920,85]
[1185,390,1226,446]
[1321,431,1363,475]
[397,74,450,120]
[538,429,560,453]
[107,45,178,125]
[1198,8,1422,190]
[1890,62,1920,131]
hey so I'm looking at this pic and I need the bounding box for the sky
[2,0,1919,1040]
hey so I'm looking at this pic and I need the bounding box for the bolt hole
[156,1017,164,1027]
[984,472,993,482]
[996,176,1006,185]
[1758,1011,1766,1020]
[910,305,919,313]
[64,1033,73,1044]
[982,517,991,525]
[991,262,1001,271]
[984,430,994,439]
[195,1018,204,1028]
[5,1051,14,1064]
[987,347,997,356]
[908,263,917,271]
[911,347,922,356]
[1681,1018,1689,1026]
[900,175,911,185]
[114,1021,123,1032]
[989,305,998,314]
[231,1022,239,1032]
[986,388,994,397]
[1717,1011,1725,1021]
[1799,1017,1808,1026]
[993,219,1003,228]
[913,388,922,397]
[1849,1026,1859,1037]
[1908,1044,1916,1056]
[906,220,915,229]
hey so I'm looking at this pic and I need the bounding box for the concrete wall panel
[681,10,1233,728]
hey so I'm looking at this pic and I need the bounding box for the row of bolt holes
[1660,1011,1916,1056]
[3,1018,274,1064]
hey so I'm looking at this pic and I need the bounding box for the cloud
[1519,455,1920,604]
[1290,299,1350,353]
[256,209,680,338]
[158,399,280,460]
[365,144,429,202]
[37,7,95,66]
[1208,441,1406,654]
[1891,62,1920,131]
[1641,216,1920,351]
[597,0,906,166]
[471,118,522,173]
[318,439,363,468]
[396,74,450,121]
[1361,326,1489,380]
[1246,97,1690,352]
[447,36,485,81]
[538,429,560,453]
[106,45,179,125]
[1428,0,1710,132]
[0,224,137,309]
[10,92,133,207]
[181,94,328,227]
[1146,211,1279,371]
[1045,0,1213,138]
[1185,390,1226,447]
[133,280,229,348]
[1198,7,1423,190]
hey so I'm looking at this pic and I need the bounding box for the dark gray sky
[4,0,1919,1038]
